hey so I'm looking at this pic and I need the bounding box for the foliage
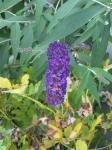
[0,0,112,149]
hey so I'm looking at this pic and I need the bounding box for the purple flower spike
[45,41,69,105]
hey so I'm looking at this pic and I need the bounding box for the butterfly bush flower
[45,41,69,105]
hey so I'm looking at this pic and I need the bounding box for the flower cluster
[45,41,69,105]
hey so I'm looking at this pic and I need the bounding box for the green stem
[17,94,55,114]
[55,0,61,13]
[90,143,112,150]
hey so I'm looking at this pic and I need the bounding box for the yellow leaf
[3,74,29,94]
[21,74,29,85]
[55,112,61,127]
[69,131,76,139]
[63,101,70,109]
[91,115,102,131]
[6,86,27,94]
[64,126,72,137]
[40,145,46,150]
[76,140,88,150]
[48,123,62,140]
[107,112,112,120]
[43,138,58,148]
[0,77,12,89]
[74,122,82,134]
[69,121,82,139]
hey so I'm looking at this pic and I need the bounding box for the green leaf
[76,140,88,150]
[21,24,33,48]
[32,53,47,80]
[0,0,21,13]
[75,70,90,101]
[0,16,32,29]
[88,74,100,105]
[91,67,112,83]
[42,5,105,45]
[91,24,110,67]
[0,44,9,73]
[35,0,45,25]
[0,141,7,150]
[73,27,94,46]
[0,38,10,45]
[34,17,46,41]
[47,0,79,32]
[70,53,89,79]
[10,23,21,62]
[71,70,90,107]
[20,24,33,64]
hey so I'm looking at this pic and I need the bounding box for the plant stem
[92,0,112,10]
[55,0,61,13]
[17,94,55,114]
[90,143,112,150]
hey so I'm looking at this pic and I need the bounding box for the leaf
[72,70,90,107]
[10,74,29,94]
[0,77,12,89]
[91,115,102,131]
[91,24,110,67]
[2,74,29,94]
[73,122,82,135]
[64,126,72,137]
[34,17,46,40]
[0,44,9,73]
[47,0,79,32]
[20,24,33,64]
[21,24,33,48]
[47,123,62,140]
[0,16,31,29]
[0,140,7,150]
[21,74,29,85]
[39,145,46,150]
[35,0,45,25]
[10,23,21,62]
[43,138,58,149]
[91,67,112,83]
[0,0,21,13]
[42,5,105,45]
[32,53,47,80]
[69,121,82,139]
[73,27,94,46]
[88,74,100,105]
[76,140,88,150]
